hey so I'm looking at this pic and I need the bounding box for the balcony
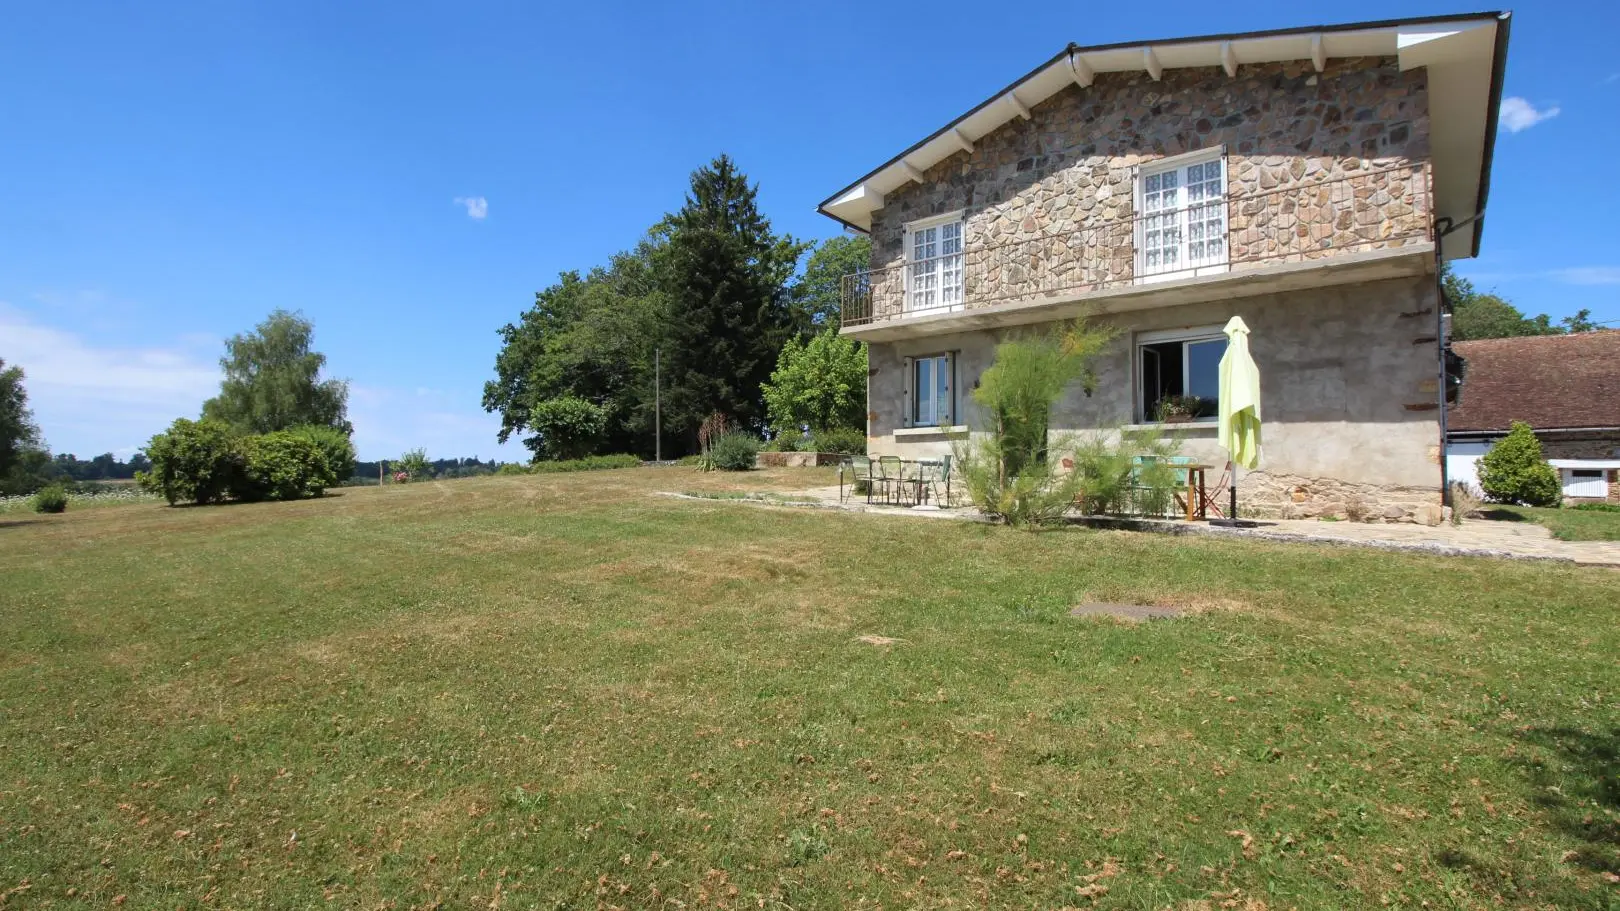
[840,165,1432,336]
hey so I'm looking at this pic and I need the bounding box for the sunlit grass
[1,467,1615,909]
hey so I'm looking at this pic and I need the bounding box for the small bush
[289,425,356,482]
[236,431,332,501]
[496,463,530,476]
[396,448,430,482]
[138,418,243,506]
[528,453,641,473]
[1571,501,1620,513]
[708,433,760,471]
[32,484,68,513]
[766,428,804,452]
[1478,422,1561,506]
[527,397,608,462]
[809,427,866,455]
[1449,481,1485,526]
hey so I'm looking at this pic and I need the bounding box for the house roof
[817,12,1511,260]
[1449,332,1620,434]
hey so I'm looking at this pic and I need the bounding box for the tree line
[482,154,870,460]
[1443,264,1601,340]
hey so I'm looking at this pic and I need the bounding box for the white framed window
[903,352,955,427]
[1136,325,1227,422]
[1563,468,1607,499]
[1136,149,1228,283]
[905,213,965,314]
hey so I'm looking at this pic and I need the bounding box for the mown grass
[1487,504,1620,542]
[1,467,1617,909]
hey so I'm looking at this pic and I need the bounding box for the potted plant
[1156,395,1203,423]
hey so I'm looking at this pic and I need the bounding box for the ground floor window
[906,353,955,427]
[1563,468,1607,499]
[1137,327,1226,422]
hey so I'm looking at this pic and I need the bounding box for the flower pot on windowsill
[1161,414,1193,424]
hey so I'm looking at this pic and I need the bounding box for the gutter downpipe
[1433,210,1486,509]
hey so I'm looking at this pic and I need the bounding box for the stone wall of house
[865,57,1431,320]
[867,274,1445,522]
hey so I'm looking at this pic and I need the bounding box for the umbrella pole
[1209,460,1258,528]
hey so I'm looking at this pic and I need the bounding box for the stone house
[817,13,1512,522]
[1447,332,1620,504]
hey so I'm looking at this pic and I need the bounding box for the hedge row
[137,419,357,506]
[495,454,642,475]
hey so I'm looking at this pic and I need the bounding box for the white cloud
[1604,73,1620,85]
[1549,266,1620,286]
[1498,97,1560,133]
[0,304,221,454]
[453,196,489,220]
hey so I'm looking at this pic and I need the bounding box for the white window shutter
[902,356,914,428]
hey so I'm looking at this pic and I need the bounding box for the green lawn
[2,468,1617,909]
[1486,504,1620,542]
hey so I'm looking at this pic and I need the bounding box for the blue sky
[1,1,1613,461]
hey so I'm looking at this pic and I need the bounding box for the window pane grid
[909,220,964,311]
[1139,158,1225,277]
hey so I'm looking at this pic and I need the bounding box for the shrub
[708,433,760,471]
[137,418,243,506]
[1571,501,1620,513]
[527,397,608,462]
[527,454,641,473]
[954,319,1124,527]
[289,424,356,483]
[496,463,530,476]
[235,431,332,501]
[1478,422,1561,507]
[809,427,866,455]
[1449,481,1485,525]
[766,428,804,452]
[762,330,867,436]
[32,484,68,513]
[396,448,430,482]
[1061,427,1183,518]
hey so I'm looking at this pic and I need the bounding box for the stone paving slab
[760,485,1620,567]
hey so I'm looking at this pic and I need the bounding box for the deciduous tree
[203,310,351,434]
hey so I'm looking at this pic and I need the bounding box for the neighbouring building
[1447,332,1620,504]
[817,13,1512,523]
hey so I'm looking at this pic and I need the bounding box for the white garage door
[1563,469,1608,499]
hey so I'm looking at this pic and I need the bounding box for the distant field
[2,467,1616,909]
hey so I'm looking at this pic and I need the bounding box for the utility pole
[654,347,662,462]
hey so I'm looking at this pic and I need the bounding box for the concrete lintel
[842,244,1436,343]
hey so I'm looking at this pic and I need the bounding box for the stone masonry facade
[863,57,1431,320]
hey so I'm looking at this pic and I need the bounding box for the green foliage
[762,329,867,438]
[765,428,804,452]
[528,397,609,461]
[792,235,871,331]
[954,320,1128,527]
[483,244,666,458]
[236,431,334,502]
[396,448,430,481]
[1441,264,1593,341]
[655,155,809,444]
[1571,502,1620,513]
[496,463,529,476]
[809,427,866,455]
[202,310,351,434]
[0,358,41,485]
[138,419,243,506]
[707,432,760,471]
[972,320,1117,479]
[1478,422,1561,507]
[31,484,68,514]
[526,454,641,473]
[288,425,356,483]
[1067,429,1183,517]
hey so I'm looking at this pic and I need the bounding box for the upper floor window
[905,213,964,314]
[1137,150,1228,282]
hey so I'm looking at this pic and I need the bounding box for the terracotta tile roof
[1449,331,1620,433]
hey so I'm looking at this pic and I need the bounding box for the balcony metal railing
[840,165,1431,328]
